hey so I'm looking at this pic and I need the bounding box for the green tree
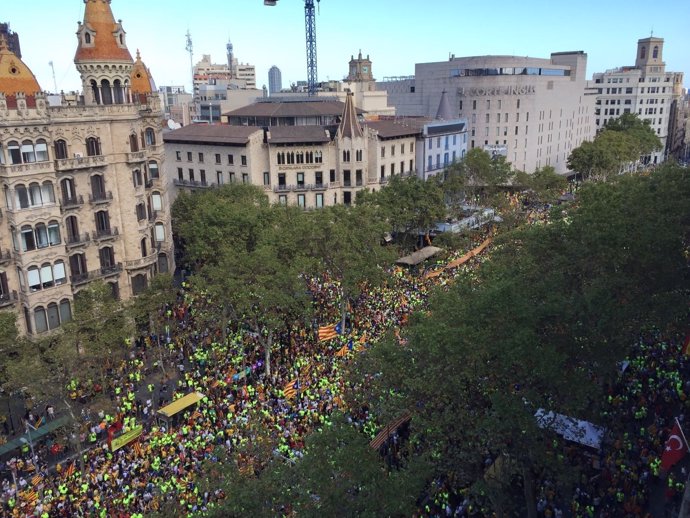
[604,112,663,158]
[514,165,568,205]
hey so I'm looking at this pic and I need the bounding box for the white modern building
[378,51,597,174]
[589,36,685,164]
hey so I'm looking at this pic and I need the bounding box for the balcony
[71,263,123,286]
[126,151,146,164]
[125,251,158,270]
[0,250,12,266]
[0,161,54,176]
[173,178,210,189]
[88,191,113,205]
[93,227,119,242]
[55,155,107,172]
[65,232,91,249]
[0,290,18,308]
[61,195,85,212]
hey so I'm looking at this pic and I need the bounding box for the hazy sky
[4,0,689,94]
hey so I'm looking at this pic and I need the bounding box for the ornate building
[0,0,173,335]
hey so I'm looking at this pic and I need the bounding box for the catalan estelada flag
[64,462,76,478]
[283,380,298,399]
[318,324,338,342]
[22,489,38,503]
[335,344,349,357]
[31,473,43,487]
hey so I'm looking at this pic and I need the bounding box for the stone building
[0,0,173,335]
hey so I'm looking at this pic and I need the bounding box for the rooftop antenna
[185,29,198,117]
[48,61,58,93]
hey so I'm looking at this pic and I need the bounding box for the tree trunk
[522,465,538,518]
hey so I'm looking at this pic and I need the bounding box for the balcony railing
[273,183,330,193]
[126,151,146,164]
[93,227,119,241]
[71,263,123,286]
[173,179,210,188]
[61,195,85,211]
[55,155,107,172]
[125,251,158,270]
[0,161,54,175]
[65,232,91,248]
[88,191,113,204]
[0,290,18,308]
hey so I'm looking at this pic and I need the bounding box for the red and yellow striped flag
[283,380,298,399]
[64,462,76,478]
[31,474,43,487]
[318,324,338,342]
[22,489,38,503]
[133,441,143,457]
[335,344,349,357]
[300,363,312,378]
[190,410,202,421]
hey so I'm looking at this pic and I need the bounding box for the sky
[4,0,689,94]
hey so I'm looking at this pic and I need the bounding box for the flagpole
[676,417,690,452]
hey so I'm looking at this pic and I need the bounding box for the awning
[0,415,71,457]
[157,392,205,418]
[395,247,443,266]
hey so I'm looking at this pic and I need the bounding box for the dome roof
[130,50,156,94]
[0,35,41,96]
[74,0,133,63]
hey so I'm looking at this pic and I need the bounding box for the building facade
[0,0,173,335]
[164,94,466,208]
[378,52,597,174]
[268,66,282,96]
[590,37,685,164]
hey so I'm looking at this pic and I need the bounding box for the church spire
[75,0,132,64]
[435,90,453,120]
[338,91,363,139]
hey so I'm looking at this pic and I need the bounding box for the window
[297,194,306,208]
[343,170,351,187]
[356,169,363,186]
[355,149,363,161]
[241,155,247,166]
[242,173,249,184]
[228,154,234,165]
[315,193,324,208]
[330,169,336,183]
[380,164,385,178]
[148,161,159,179]
[279,195,287,205]
[48,221,60,246]
[132,169,143,188]
[34,307,48,333]
[65,216,79,243]
[189,169,195,181]
[217,171,224,185]
[86,137,101,156]
[8,141,21,164]
[136,203,146,221]
[391,145,395,156]
[297,172,305,187]
[69,253,87,277]
[99,246,115,269]
[200,170,206,184]
[315,171,323,186]
[95,210,110,234]
[187,152,192,162]
[84,32,91,44]
[40,263,54,289]
[21,225,36,252]
[175,150,181,161]
[140,238,148,258]
[144,128,156,146]
[59,299,72,324]
[215,153,221,164]
[381,147,385,158]
[90,175,105,199]
[315,150,322,163]
[154,223,165,242]
[343,150,350,162]
[130,134,140,152]
[263,172,270,186]
[390,163,395,175]
[151,192,162,211]
[401,143,405,154]
[35,223,49,249]
[35,140,48,162]
[21,141,36,163]
[652,46,658,59]
[198,152,204,163]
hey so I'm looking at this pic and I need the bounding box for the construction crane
[265,0,321,96]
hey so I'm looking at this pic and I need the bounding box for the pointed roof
[0,34,41,96]
[338,92,363,139]
[130,49,156,94]
[74,0,133,63]
[435,90,454,120]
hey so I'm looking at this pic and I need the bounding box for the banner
[110,425,143,452]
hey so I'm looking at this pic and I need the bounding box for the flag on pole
[661,418,689,471]
[318,324,338,342]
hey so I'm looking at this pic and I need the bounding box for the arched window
[59,299,72,323]
[60,178,76,204]
[34,139,49,161]
[21,225,35,252]
[90,80,101,105]
[41,181,55,204]
[144,128,156,146]
[54,139,68,160]
[40,262,54,289]
[35,223,49,249]
[48,221,61,246]
[69,253,88,278]
[28,182,42,206]
[129,134,139,152]
[84,32,91,44]
[148,160,159,179]
[99,246,115,270]
[47,303,60,330]
[136,202,146,221]
[140,237,147,258]
[151,191,162,211]
[640,46,646,59]
[86,137,101,156]
[90,174,105,199]
[154,223,165,242]
[34,306,48,333]
[653,46,659,59]
[21,140,36,163]
[15,184,29,209]
[7,141,21,164]
[100,79,113,105]
[65,215,79,243]
[113,79,124,104]
[27,266,41,291]
[94,210,110,234]
[54,261,66,285]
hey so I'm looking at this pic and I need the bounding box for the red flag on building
[661,419,688,471]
